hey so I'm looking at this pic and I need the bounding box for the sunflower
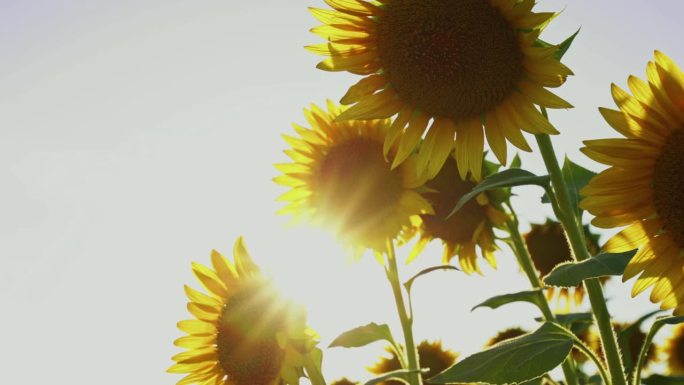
[485,327,528,347]
[308,0,572,180]
[580,51,684,315]
[169,237,318,385]
[662,324,684,374]
[331,378,360,385]
[275,100,433,253]
[407,155,507,273]
[524,219,601,308]
[368,340,459,385]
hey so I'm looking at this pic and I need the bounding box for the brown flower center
[653,129,684,248]
[316,138,403,235]
[217,283,287,385]
[376,0,523,121]
[524,222,573,276]
[420,158,487,245]
[370,341,456,385]
[486,327,528,347]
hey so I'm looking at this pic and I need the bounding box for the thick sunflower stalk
[168,1,684,385]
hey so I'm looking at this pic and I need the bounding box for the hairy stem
[535,130,627,385]
[386,239,423,385]
[505,210,580,385]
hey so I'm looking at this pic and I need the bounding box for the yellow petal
[337,88,403,120]
[192,263,228,298]
[484,112,507,165]
[340,74,387,104]
[234,236,260,277]
[391,113,429,169]
[177,319,217,335]
[210,249,238,288]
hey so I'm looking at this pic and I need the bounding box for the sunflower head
[308,0,572,179]
[407,155,508,273]
[524,219,601,308]
[169,237,318,385]
[331,378,361,385]
[368,340,459,385]
[485,327,528,347]
[662,324,684,374]
[275,101,433,254]
[580,51,684,315]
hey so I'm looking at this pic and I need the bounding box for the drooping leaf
[543,250,637,287]
[404,265,460,294]
[364,369,421,385]
[429,323,574,384]
[329,322,394,348]
[449,169,550,218]
[472,289,545,313]
[642,375,684,385]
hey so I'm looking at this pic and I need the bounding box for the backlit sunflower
[662,324,684,374]
[485,327,528,347]
[580,51,684,315]
[407,155,507,274]
[308,0,572,180]
[169,237,318,385]
[368,340,459,385]
[331,378,360,385]
[275,100,433,253]
[525,219,601,308]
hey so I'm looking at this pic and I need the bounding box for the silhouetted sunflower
[407,155,507,273]
[524,219,601,307]
[368,340,458,385]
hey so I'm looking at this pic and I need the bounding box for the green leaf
[448,169,550,218]
[535,29,580,61]
[404,265,460,294]
[472,289,545,312]
[429,323,574,385]
[561,157,597,215]
[364,369,421,385]
[656,315,684,326]
[329,322,394,348]
[642,375,684,385]
[554,28,580,60]
[510,153,522,169]
[541,157,596,215]
[535,312,593,328]
[543,250,637,287]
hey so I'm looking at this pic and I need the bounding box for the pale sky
[1,1,682,384]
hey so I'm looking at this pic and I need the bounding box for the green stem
[535,130,627,385]
[386,239,423,385]
[571,333,610,385]
[504,212,580,385]
[633,322,663,385]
